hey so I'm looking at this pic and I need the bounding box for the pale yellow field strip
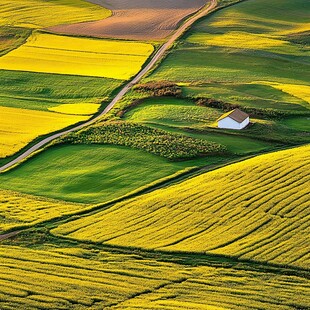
[0,0,111,28]
[48,103,101,115]
[0,106,88,158]
[0,33,154,79]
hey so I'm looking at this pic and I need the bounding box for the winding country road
[0,0,217,173]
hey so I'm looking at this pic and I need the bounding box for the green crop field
[146,0,310,112]
[0,70,123,112]
[53,145,310,269]
[0,144,208,204]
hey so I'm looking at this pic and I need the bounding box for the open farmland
[146,0,310,111]
[0,106,88,158]
[0,190,87,233]
[53,145,310,269]
[0,243,308,310]
[49,0,206,41]
[0,70,123,112]
[0,33,154,79]
[0,144,208,204]
[0,0,309,308]
[0,0,110,29]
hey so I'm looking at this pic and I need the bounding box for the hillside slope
[54,145,310,269]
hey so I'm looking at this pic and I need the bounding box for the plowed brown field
[48,0,207,40]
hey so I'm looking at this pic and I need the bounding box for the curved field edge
[52,145,310,269]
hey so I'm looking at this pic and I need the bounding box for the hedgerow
[61,121,227,160]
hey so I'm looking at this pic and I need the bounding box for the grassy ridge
[0,243,308,309]
[53,145,310,268]
[0,33,154,79]
[0,0,110,28]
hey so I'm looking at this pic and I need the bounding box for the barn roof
[217,108,249,123]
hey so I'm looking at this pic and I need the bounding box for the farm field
[0,70,122,112]
[0,190,87,233]
[122,97,275,154]
[0,106,88,158]
[0,0,309,309]
[146,0,310,111]
[0,27,31,57]
[53,145,310,269]
[0,243,308,310]
[0,144,210,204]
[0,33,154,79]
[0,0,110,29]
[49,0,206,41]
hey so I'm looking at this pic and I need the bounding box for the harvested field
[49,0,207,40]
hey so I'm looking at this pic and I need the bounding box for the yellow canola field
[0,190,88,232]
[0,33,154,80]
[264,82,310,104]
[48,103,100,115]
[0,0,110,28]
[0,245,308,310]
[0,106,88,158]
[53,145,310,269]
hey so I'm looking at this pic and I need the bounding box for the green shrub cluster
[62,122,227,160]
[134,81,182,97]
[195,97,285,118]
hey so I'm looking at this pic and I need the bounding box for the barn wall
[240,117,250,129]
[218,117,240,129]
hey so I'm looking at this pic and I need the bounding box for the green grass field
[146,0,310,112]
[0,70,123,112]
[0,144,209,204]
[53,145,310,269]
[124,97,222,128]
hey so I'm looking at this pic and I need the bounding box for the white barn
[217,108,249,130]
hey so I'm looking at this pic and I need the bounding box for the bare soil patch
[48,0,207,40]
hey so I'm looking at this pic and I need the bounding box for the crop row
[0,245,308,309]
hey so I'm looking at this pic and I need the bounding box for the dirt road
[0,0,217,173]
